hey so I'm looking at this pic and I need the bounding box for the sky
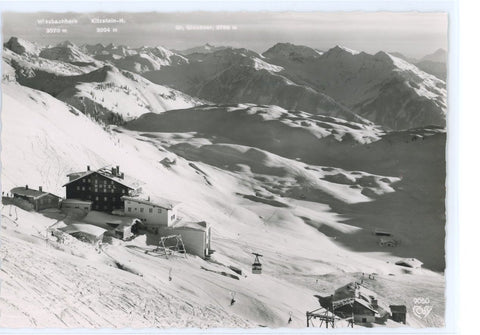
[2,11,448,58]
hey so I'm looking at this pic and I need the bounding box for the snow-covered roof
[172,220,209,232]
[63,168,142,190]
[59,223,107,238]
[11,186,61,200]
[121,195,179,210]
[83,210,139,229]
[332,282,379,314]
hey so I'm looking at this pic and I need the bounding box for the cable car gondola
[252,252,263,274]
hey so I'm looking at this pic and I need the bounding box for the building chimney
[148,195,150,201]
[87,165,90,171]
[39,186,43,192]
[371,298,378,309]
[111,167,116,176]
[25,185,28,190]
[116,165,120,175]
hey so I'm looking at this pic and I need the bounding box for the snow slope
[126,104,446,271]
[9,61,204,122]
[39,41,98,65]
[0,81,445,328]
[112,46,188,73]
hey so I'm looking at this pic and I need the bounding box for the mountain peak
[262,42,322,60]
[420,48,447,63]
[4,36,41,56]
[56,40,76,48]
[324,45,361,57]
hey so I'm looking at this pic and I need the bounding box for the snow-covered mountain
[143,47,366,123]
[39,40,98,65]
[262,42,323,61]
[3,36,42,56]
[1,37,447,328]
[414,49,447,81]
[4,41,204,122]
[420,48,447,63]
[263,44,447,130]
[112,46,188,73]
[177,43,227,56]
[388,49,447,81]
[1,78,446,328]
[78,43,189,73]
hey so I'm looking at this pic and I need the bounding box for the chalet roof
[172,220,209,232]
[83,211,140,230]
[63,168,142,190]
[11,187,61,200]
[332,282,380,314]
[121,195,180,210]
[59,223,107,238]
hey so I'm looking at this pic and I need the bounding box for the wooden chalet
[63,165,141,212]
[10,185,61,211]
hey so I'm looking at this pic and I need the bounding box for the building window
[158,208,162,213]
[95,196,99,200]
[122,189,126,194]
[104,197,107,201]
[149,208,153,213]
[134,207,137,211]
[76,186,80,190]
[82,186,85,191]
[140,208,144,213]
[84,207,89,210]
[128,207,131,212]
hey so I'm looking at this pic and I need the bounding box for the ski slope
[0,81,445,328]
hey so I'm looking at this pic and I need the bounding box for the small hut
[158,220,212,259]
[59,223,106,244]
[390,305,407,324]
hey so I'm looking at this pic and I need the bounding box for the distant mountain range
[3,37,447,130]
[389,48,447,81]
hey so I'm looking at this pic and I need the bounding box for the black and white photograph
[0,2,455,331]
